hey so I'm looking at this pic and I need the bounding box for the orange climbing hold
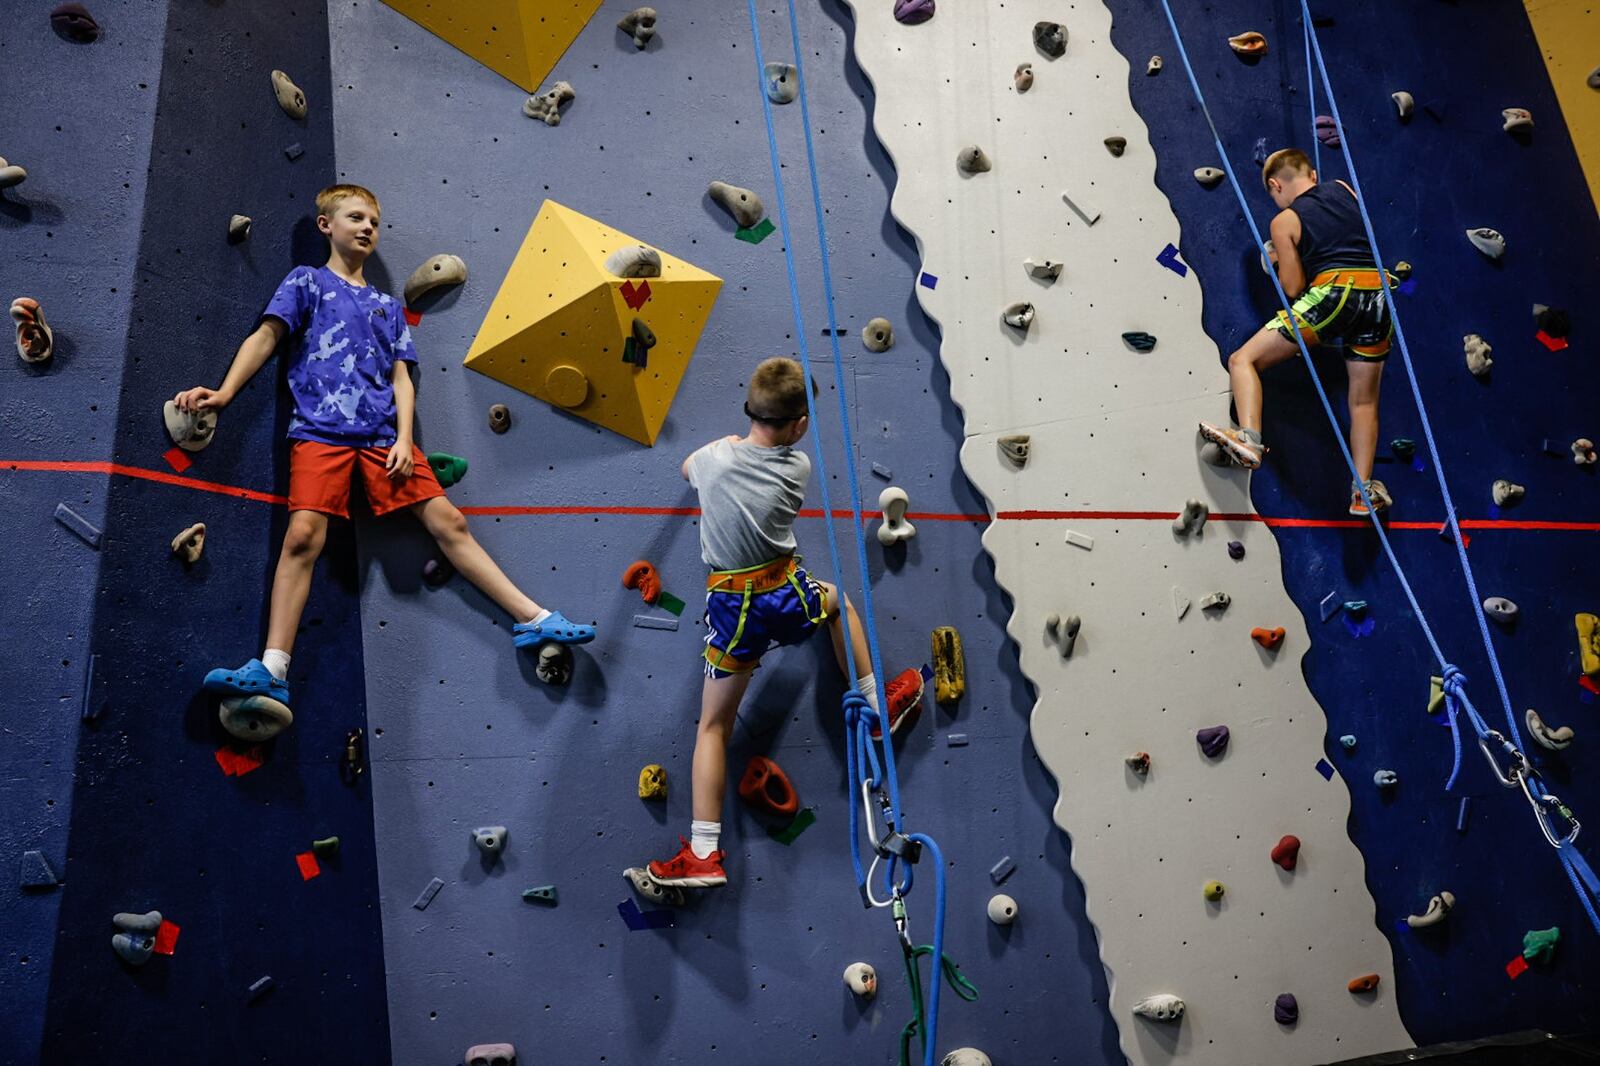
[1252,626,1287,650]
[1347,973,1380,994]
[738,755,799,819]
[1271,835,1301,871]
[623,560,662,605]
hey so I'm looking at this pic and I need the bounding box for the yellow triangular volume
[379,0,603,92]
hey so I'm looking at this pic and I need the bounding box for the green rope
[897,946,979,1066]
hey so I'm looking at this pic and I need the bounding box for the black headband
[744,401,807,425]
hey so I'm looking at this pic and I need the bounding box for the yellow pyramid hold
[464,202,722,446]
[379,0,602,92]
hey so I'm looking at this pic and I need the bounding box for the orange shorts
[287,439,445,518]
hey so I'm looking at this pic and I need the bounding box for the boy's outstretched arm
[386,359,416,481]
[172,317,288,412]
[1269,210,1306,298]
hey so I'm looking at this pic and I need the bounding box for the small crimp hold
[763,62,797,104]
[50,3,101,43]
[1121,331,1157,352]
[861,317,894,352]
[893,0,935,24]
[535,644,573,686]
[1405,890,1455,928]
[1251,626,1286,650]
[637,763,668,800]
[488,404,511,434]
[1502,108,1533,133]
[1340,734,1357,750]
[997,434,1030,468]
[1271,835,1301,871]
[1491,479,1524,507]
[465,1043,518,1066]
[13,298,54,363]
[1392,91,1415,119]
[1132,993,1185,1022]
[1196,725,1230,758]
[1045,613,1082,657]
[403,253,467,309]
[522,81,575,126]
[1014,63,1033,93]
[708,180,764,228]
[1173,498,1209,536]
[1173,587,1191,619]
[1525,708,1574,751]
[1347,973,1380,994]
[1227,541,1245,560]
[1147,56,1163,75]
[1125,751,1150,775]
[876,487,915,546]
[521,886,557,906]
[1104,136,1127,157]
[228,214,252,243]
[1393,261,1414,280]
[1466,227,1506,259]
[312,836,340,857]
[1228,31,1268,56]
[1033,21,1067,58]
[1373,769,1399,788]
[1199,591,1230,612]
[1390,437,1416,460]
[957,145,992,175]
[112,931,155,966]
[171,522,206,563]
[1203,879,1225,901]
[617,6,657,48]
[1315,114,1341,148]
[472,826,507,856]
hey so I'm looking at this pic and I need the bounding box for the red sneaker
[647,837,727,887]
[872,668,925,740]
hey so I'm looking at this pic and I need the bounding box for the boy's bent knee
[429,501,470,541]
[282,514,327,558]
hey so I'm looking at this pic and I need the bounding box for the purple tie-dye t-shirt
[262,265,416,447]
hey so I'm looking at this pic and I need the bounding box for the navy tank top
[1290,181,1376,277]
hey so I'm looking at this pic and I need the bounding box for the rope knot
[841,688,875,729]
[1440,665,1467,697]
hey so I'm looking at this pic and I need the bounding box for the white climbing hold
[1573,438,1597,466]
[1405,891,1455,928]
[1194,167,1225,188]
[1023,257,1062,281]
[617,7,657,49]
[1133,993,1186,1022]
[604,244,662,278]
[941,1051,992,1066]
[1199,591,1231,612]
[1227,31,1268,56]
[1172,587,1191,620]
[1015,63,1033,93]
[171,522,206,563]
[1002,302,1034,331]
[219,695,294,741]
[522,81,575,126]
[1464,333,1493,377]
[270,70,307,120]
[1173,498,1208,536]
[708,181,765,228]
[1482,596,1519,624]
[472,826,508,856]
[12,297,53,364]
[1501,108,1533,133]
[1466,227,1506,259]
[861,317,894,352]
[1259,238,1279,277]
[957,145,992,175]
[876,487,915,546]
[1392,91,1415,119]
[228,214,252,243]
[844,961,877,998]
[1526,708,1574,751]
[998,434,1030,468]
[1373,769,1399,788]
[403,253,467,308]
[623,866,684,906]
[1147,56,1164,75]
[1491,479,1525,507]
[987,893,1018,925]
[163,399,218,452]
[465,1044,517,1066]
[0,156,26,190]
[1104,136,1127,157]
[1064,529,1094,551]
[764,62,797,104]
[1045,613,1082,657]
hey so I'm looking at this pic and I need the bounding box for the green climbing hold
[1391,438,1416,460]
[312,836,340,857]
[428,452,468,488]
[735,218,776,244]
[769,807,816,845]
[1523,926,1560,964]
[522,885,559,906]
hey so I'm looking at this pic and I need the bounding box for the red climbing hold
[1251,626,1287,650]
[622,560,662,605]
[1347,973,1380,994]
[1271,835,1301,871]
[738,755,799,819]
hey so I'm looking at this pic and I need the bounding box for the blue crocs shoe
[513,610,596,648]
[202,659,292,707]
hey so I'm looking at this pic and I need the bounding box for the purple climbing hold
[1315,115,1341,148]
[1274,993,1299,1025]
[1196,725,1230,758]
[422,557,454,588]
[50,2,100,42]
[894,0,935,24]
[1227,540,1245,560]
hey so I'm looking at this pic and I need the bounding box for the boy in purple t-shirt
[172,184,594,723]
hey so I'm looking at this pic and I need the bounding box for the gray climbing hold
[1194,167,1224,188]
[623,866,686,907]
[1024,257,1062,281]
[1002,302,1034,331]
[403,253,467,308]
[1121,331,1157,352]
[1061,190,1100,225]
[171,522,206,564]
[219,696,294,741]
[1015,63,1034,93]
[604,244,661,278]
[998,434,1030,468]
[1482,596,1519,624]
[1274,993,1299,1025]
[1173,586,1191,619]
[1173,498,1208,536]
[113,910,163,932]
[1392,91,1415,119]
[271,70,307,120]
[488,404,511,434]
[1147,56,1163,75]
[630,317,656,361]
[989,855,1017,883]
[536,643,573,686]
[764,62,797,104]
[164,400,218,452]
[1199,441,1230,466]
[957,145,992,175]
[12,297,52,363]
[522,81,575,126]
[1405,890,1455,928]
[50,3,101,43]
[1033,21,1067,58]
[618,6,656,48]
[112,932,155,966]
[1502,108,1533,133]
[1491,479,1525,507]
[1104,136,1127,157]
[1199,591,1230,612]
[618,6,657,48]
[473,826,508,856]
[1466,227,1506,259]
[412,876,445,910]
[844,961,878,998]
[1526,708,1574,751]
[1464,333,1493,377]
[708,181,765,228]
[862,317,894,352]
[986,893,1017,925]
[1045,613,1081,657]
[20,850,57,888]
[0,157,26,190]
[1373,769,1399,788]
[1590,65,1600,90]
[283,142,304,161]
[248,975,274,1001]
[1132,993,1185,1022]
[227,214,252,243]
[465,1043,517,1066]
[1339,734,1357,750]
[1196,725,1230,758]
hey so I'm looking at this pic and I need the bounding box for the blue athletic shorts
[702,556,828,678]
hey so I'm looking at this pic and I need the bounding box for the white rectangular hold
[1061,190,1101,226]
[1064,529,1095,550]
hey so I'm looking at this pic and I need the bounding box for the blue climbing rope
[1154,0,1600,934]
[744,1,952,1060]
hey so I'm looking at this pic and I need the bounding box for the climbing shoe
[872,667,925,740]
[202,659,291,707]
[512,610,596,648]
[1348,479,1392,516]
[1198,421,1263,469]
[647,837,727,888]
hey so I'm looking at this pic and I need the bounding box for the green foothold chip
[656,591,687,616]
[735,218,777,244]
[312,836,340,857]
[522,885,559,906]
[769,807,816,845]
[427,452,469,488]
[1523,926,1560,964]
[621,337,636,364]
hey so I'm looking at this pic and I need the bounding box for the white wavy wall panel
[840,3,1416,1063]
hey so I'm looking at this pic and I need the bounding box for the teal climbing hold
[427,452,468,488]
[522,885,559,906]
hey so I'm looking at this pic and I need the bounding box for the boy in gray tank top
[638,358,923,890]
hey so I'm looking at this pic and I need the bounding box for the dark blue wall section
[1105,0,1600,1047]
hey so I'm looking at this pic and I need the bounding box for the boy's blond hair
[315,183,380,219]
[1261,149,1314,190]
[746,357,809,423]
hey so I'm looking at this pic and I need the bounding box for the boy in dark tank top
[1199,148,1396,516]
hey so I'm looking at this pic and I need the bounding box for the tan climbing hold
[523,81,576,126]
[163,400,218,452]
[271,70,307,120]
[1405,891,1454,928]
[1194,167,1224,188]
[544,365,588,408]
[1133,993,1185,1022]
[604,244,662,278]
[844,961,877,998]
[957,145,992,175]
[618,7,657,49]
[1572,438,1596,466]
[1392,91,1414,119]
[998,434,1030,468]
[171,522,206,563]
[0,156,26,190]
[1501,108,1533,133]
[1146,56,1163,75]
[1228,31,1268,57]
[1014,63,1033,93]
[862,317,894,352]
[404,253,467,308]
[1526,708,1574,751]
[228,214,252,243]
[1491,479,1524,507]
[1464,333,1493,377]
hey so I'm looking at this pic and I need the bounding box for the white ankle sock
[261,648,291,681]
[524,608,552,626]
[856,672,880,713]
[690,820,721,859]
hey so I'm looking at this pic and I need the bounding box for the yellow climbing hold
[1427,675,1445,714]
[932,626,966,704]
[378,0,602,92]
[464,201,722,446]
[1203,880,1226,902]
[1577,613,1600,677]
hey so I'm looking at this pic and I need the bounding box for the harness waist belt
[1312,268,1394,290]
[707,555,799,594]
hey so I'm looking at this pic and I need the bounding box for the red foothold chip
[296,852,321,881]
[1506,954,1529,979]
[163,447,193,473]
[403,307,422,326]
[153,920,180,956]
